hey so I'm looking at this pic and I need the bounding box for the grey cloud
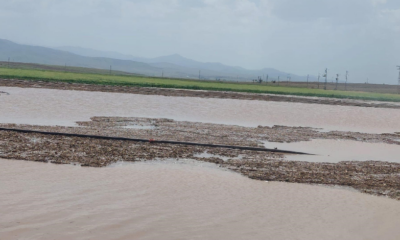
[0,0,399,83]
[270,0,376,24]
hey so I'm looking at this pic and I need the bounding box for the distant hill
[57,46,141,61]
[0,39,161,76]
[0,39,313,81]
[56,45,314,81]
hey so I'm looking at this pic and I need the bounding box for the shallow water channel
[265,139,400,163]
[1,87,400,133]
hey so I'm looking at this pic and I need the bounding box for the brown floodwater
[1,87,400,133]
[2,158,400,240]
[265,139,400,163]
[2,87,400,239]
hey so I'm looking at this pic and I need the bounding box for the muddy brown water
[2,87,400,239]
[2,159,400,240]
[1,87,400,133]
[265,139,400,163]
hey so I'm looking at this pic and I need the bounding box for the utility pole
[278,76,280,85]
[345,71,348,90]
[162,70,164,78]
[199,70,201,80]
[335,74,339,90]
[266,74,269,83]
[397,66,400,94]
[323,68,328,90]
[307,74,309,88]
[317,74,320,89]
[65,63,67,72]
[110,65,112,75]
[8,57,10,68]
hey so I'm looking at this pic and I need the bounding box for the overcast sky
[1,0,400,83]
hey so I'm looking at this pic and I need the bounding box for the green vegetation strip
[1,68,400,102]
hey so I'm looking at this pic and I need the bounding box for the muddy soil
[1,117,400,200]
[2,117,399,146]
[1,79,399,109]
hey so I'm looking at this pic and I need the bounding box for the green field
[1,67,400,102]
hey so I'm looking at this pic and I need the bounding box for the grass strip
[1,68,400,102]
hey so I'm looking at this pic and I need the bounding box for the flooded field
[2,86,400,239]
[2,159,400,240]
[265,139,400,163]
[1,87,400,133]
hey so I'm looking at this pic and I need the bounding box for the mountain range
[0,39,313,81]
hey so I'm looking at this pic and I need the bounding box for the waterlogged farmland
[2,82,400,239]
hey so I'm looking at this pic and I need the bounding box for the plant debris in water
[1,117,400,200]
